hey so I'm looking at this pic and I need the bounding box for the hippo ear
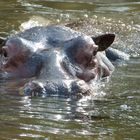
[92,34,115,51]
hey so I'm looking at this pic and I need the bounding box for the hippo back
[16,26,82,48]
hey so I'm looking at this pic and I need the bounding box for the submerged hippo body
[0,25,129,97]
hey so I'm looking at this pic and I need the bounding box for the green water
[0,0,140,140]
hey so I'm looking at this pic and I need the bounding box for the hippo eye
[92,45,98,56]
[93,50,97,56]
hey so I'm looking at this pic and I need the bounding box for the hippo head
[0,25,116,97]
[0,32,115,81]
[62,34,115,82]
[0,37,42,78]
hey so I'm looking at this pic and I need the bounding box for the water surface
[0,0,140,140]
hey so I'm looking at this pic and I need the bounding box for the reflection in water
[0,0,140,140]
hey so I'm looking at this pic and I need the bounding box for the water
[0,0,140,140]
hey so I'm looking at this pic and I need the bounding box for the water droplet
[120,104,131,111]
[84,14,88,18]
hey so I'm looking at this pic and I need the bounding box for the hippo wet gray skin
[0,25,129,98]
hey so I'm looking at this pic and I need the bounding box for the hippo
[0,25,129,98]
